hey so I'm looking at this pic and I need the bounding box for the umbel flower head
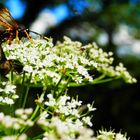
[0,81,18,105]
[38,93,96,140]
[0,36,133,140]
[2,36,136,88]
[0,108,33,139]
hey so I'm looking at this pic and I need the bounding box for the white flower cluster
[0,108,33,131]
[0,81,18,105]
[42,121,96,140]
[2,36,136,88]
[115,63,136,83]
[97,130,129,140]
[1,134,27,140]
[38,94,96,140]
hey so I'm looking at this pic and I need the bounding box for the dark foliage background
[1,0,140,139]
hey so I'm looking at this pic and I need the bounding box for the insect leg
[16,30,20,43]
[24,29,31,40]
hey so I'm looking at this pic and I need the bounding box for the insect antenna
[29,30,49,40]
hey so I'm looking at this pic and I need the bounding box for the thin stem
[19,72,26,108]
[22,71,26,85]
[9,104,15,135]
[9,104,14,117]
[19,88,46,134]
[30,88,46,120]
[52,75,63,95]
[68,74,105,87]
[32,134,43,140]
[68,76,120,87]
[92,77,119,84]
[30,105,40,121]
[57,77,70,98]
[92,74,106,83]
[55,75,63,89]
[22,85,30,108]
[22,73,32,108]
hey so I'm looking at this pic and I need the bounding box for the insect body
[0,4,48,78]
[0,4,25,78]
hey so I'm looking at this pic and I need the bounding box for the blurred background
[1,0,140,139]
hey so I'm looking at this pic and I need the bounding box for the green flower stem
[9,104,14,117]
[68,76,119,87]
[80,111,90,118]
[19,89,46,134]
[22,71,26,85]
[68,74,105,87]
[19,71,26,108]
[9,104,15,135]
[92,77,119,84]
[55,75,64,88]
[22,85,30,108]
[92,74,106,83]
[30,104,40,121]
[32,134,44,140]
[57,77,71,97]
[22,73,32,108]
[52,75,64,95]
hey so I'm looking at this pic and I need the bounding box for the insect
[0,3,26,78]
[0,4,48,42]
[0,4,31,42]
[0,4,48,78]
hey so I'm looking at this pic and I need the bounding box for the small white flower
[1,134,27,140]
[115,133,127,140]
[3,83,16,94]
[67,98,82,109]
[25,120,34,126]
[82,116,93,127]
[4,97,14,105]
[24,108,33,115]
[58,106,70,115]
[3,116,13,128]
[23,65,33,73]
[42,137,48,140]
[40,111,49,119]
[15,109,24,116]
[45,94,56,106]
[58,95,70,106]
[87,104,96,112]
[12,94,19,99]
[21,114,28,120]
[18,134,27,140]
[0,97,4,102]
[0,112,4,121]
[69,108,80,118]
[13,122,20,130]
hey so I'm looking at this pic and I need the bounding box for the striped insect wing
[0,4,19,31]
